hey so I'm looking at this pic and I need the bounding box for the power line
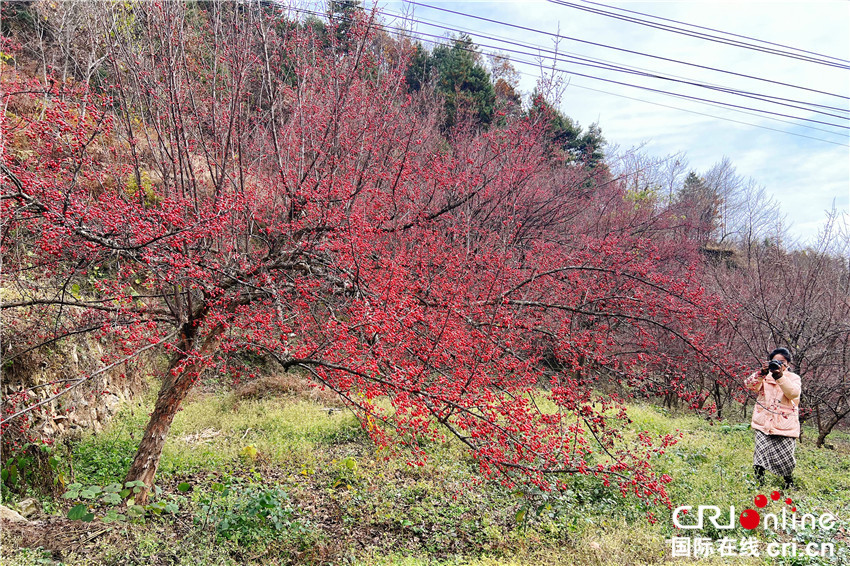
[494,52,849,145]
[385,6,850,115]
[576,0,850,66]
[379,7,849,120]
[564,0,850,68]
[564,83,849,148]
[361,11,850,130]
[405,1,850,101]
[286,6,850,146]
[378,7,850,133]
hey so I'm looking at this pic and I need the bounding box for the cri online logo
[673,491,837,531]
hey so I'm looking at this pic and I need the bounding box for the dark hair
[769,347,793,364]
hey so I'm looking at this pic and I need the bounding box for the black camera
[768,359,784,371]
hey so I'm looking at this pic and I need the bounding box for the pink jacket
[743,369,801,438]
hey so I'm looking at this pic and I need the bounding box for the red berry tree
[2,2,725,508]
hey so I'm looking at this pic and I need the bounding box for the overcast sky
[370,0,850,246]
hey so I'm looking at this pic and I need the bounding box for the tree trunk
[124,322,223,504]
[713,381,723,419]
[815,415,845,448]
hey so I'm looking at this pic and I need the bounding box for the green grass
[160,394,364,474]
[2,387,849,565]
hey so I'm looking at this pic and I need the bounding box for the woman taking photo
[743,347,801,489]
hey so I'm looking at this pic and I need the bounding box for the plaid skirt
[753,430,796,477]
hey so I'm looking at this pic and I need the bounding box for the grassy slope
[2,378,848,566]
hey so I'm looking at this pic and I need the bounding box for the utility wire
[385,7,849,115]
[287,7,850,145]
[406,1,850,101]
[565,83,849,148]
[380,7,849,119]
[353,11,850,130]
[378,7,850,138]
[553,0,850,69]
[576,0,850,65]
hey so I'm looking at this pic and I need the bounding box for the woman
[743,347,801,489]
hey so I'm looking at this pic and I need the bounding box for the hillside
[2,3,849,565]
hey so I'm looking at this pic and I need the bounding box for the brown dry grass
[234,373,345,408]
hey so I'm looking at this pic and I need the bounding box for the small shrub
[1,442,67,499]
[72,436,137,485]
[62,479,184,523]
[196,477,312,547]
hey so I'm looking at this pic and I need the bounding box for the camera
[768,359,784,371]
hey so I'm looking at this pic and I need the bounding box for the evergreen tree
[404,42,432,93]
[328,0,362,50]
[529,94,605,167]
[430,35,496,130]
[676,171,721,242]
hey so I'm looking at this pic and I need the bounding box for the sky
[367,0,850,246]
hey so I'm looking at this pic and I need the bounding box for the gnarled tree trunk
[124,319,223,504]
[815,413,848,448]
